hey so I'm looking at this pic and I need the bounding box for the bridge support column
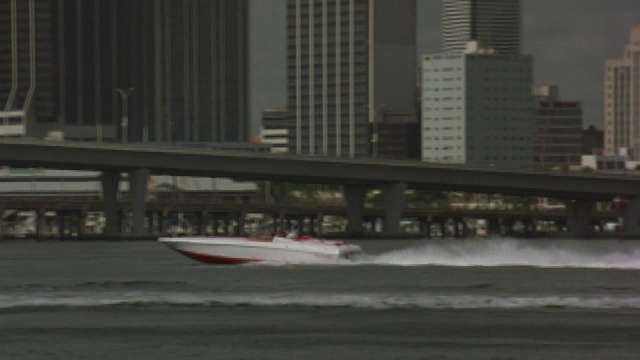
[459,218,467,238]
[160,210,169,233]
[487,218,501,236]
[76,210,84,238]
[37,209,46,240]
[438,219,446,238]
[422,217,431,238]
[622,197,640,235]
[147,212,155,234]
[237,212,246,236]
[223,217,230,235]
[344,186,367,234]
[382,183,406,233]
[128,168,149,235]
[194,212,203,235]
[565,200,595,238]
[315,213,323,237]
[101,171,121,236]
[523,219,537,237]
[57,211,65,239]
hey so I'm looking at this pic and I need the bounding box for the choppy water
[1,237,639,359]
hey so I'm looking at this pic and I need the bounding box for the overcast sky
[249,0,640,135]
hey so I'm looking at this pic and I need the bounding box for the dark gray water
[1,238,639,359]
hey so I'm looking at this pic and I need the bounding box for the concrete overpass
[0,138,639,237]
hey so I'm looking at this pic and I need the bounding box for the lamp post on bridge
[117,87,135,143]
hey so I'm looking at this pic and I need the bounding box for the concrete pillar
[77,210,85,237]
[203,212,210,235]
[423,222,431,238]
[382,183,406,233]
[528,219,538,236]
[119,210,125,233]
[101,171,121,235]
[193,212,202,235]
[565,200,595,238]
[461,218,467,238]
[148,212,156,234]
[160,210,169,233]
[622,197,640,235]
[223,217,230,235]
[521,219,531,236]
[311,213,323,237]
[70,211,77,238]
[422,217,431,238]
[488,218,501,236]
[200,212,209,235]
[57,211,65,239]
[503,219,514,235]
[344,185,367,234]
[128,168,150,235]
[454,218,461,238]
[237,212,246,236]
[37,209,46,240]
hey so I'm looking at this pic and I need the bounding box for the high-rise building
[442,0,520,56]
[0,1,119,140]
[122,1,249,144]
[286,0,416,158]
[0,0,249,144]
[421,42,533,166]
[532,85,583,168]
[604,25,640,159]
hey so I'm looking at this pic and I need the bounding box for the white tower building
[421,42,533,167]
[604,25,640,159]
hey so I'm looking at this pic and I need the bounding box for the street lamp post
[117,87,135,143]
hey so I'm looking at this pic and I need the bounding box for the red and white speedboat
[158,235,363,265]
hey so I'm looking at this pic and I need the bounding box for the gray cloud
[522,0,640,127]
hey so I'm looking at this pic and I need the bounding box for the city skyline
[250,0,640,135]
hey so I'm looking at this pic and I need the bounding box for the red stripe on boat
[176,249,261,265]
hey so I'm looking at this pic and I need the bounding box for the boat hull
[158,236,362,265]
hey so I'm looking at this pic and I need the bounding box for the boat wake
[1,290,639,310]
[365,237,640,269]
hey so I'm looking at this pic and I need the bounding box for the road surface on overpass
[0,138,638,201]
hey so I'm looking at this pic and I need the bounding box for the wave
[0,280,191,291]
[366,238,640,269]
[1,291,639,311]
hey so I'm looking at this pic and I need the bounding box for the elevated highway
[0,138,638,236]
[0,138,638,199]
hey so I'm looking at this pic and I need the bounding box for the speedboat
[158,235,363,265]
